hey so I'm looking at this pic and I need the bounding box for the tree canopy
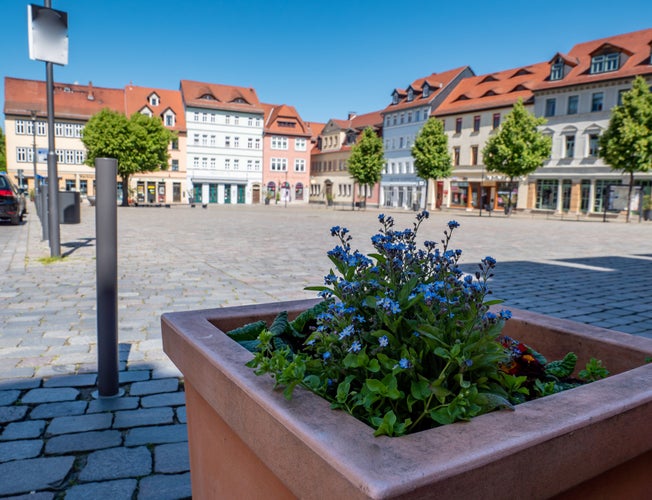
[482,99,551,212]
[82,109,175,205]
[347,127,384,206]
[0,127,7,172]
[599,76,652,222]
[411,118,452,208]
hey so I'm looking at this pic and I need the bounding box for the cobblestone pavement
[1,201,651,498]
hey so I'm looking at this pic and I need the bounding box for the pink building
[261,104,312,204]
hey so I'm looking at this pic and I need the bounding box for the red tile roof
[261,103,310,137]
[382,66,472,113]
[534,28,652,91]
[4,77,125,120]
[124,85,186,131]
[436,62,551,116]
[180,80,263,114]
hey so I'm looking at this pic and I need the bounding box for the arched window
[295,182,304,200]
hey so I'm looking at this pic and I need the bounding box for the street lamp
[30,110,38,196]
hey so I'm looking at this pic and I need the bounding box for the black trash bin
[59,191,81,224]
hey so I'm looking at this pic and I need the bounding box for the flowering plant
[233,212,607,436]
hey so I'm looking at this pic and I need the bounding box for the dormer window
[392,91,399,105]
[163,110,176,127]
[148,93,160,106]
[140,107,153,117]
[550,58,565,80]
[200,94,216,100]
[590,52,620,74]
[407,88,414,102]
[422,84,430,98]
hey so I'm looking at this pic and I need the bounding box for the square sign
[27,4,68,66]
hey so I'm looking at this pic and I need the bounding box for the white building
[181,80,264,204]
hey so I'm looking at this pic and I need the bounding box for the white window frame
[294,158,306,172]
[271,136,288,150]
[295,138,307,151]
[270,158,288,171]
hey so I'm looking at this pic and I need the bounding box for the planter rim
[162,299,652,498]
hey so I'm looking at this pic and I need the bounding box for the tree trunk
[121,176,130,207]
[424,179,429,211]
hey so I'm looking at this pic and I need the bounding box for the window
[171,139,179,150]
[210,135,216,146]
[255,160,261,170]
[270,158,287,171]
[455,117,462,134]
[15,120,27,134]
[171,159,179,171]
[225,115,231,124]
[473,115,481,132]
[471,146,479,166]
[234,159,239,170]
[453,147,460,166]
[16,147,28,162]
[247,138,253,149]
[164,112,175,127]
[271,136,288,150]
[234,137,239,148]
[193,134,200,145]
[565,135,575,158]
[202,134,207,146]
[407,111,412,123]
[202,113,208,122]
[415,110,420,121]
[149,94,159,106]
[392,115,397,126]
[248,117,253,126]
[399,137,404,149]
[294,159,306,172]
[536,179,559,210]
[193,157,199,168]
[422,84,430,98]
[392,92,399,105]
[75,150,85,164]
[545,98,556,117]
[567,95,579,115]
[201,157,207,168]
[37,121,47,136]
[225,136,231,147]
[194,112,199,122]
[246,160,252,170]
[591,92,604,112]
[225,159,230,169]
[550,60,564,81]
[407,88,414,102]
[617,89,627,106]
[54,123,64,136]
[492,113,500,129]
[385,115,391,126]
[210,113,216,123]
[210,158,216,169]
[255,138,261,149]
[295,138,307,151]
[234,116,239,125]
[588,134,600,156]
[400,113,405,124]
[590,53,620,74]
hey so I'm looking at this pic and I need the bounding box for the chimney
[348,111,357,120]
[88,81,95,101]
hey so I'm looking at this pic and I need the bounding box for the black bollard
[94,158,122,398]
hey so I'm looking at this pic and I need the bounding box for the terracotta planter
[161,299,652,499]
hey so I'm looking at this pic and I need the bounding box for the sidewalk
[1,201,652,498]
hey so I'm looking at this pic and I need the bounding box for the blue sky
[2,0,652,129]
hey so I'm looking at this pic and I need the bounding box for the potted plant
[162,214,652,499]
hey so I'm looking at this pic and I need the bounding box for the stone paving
[1,201,652,498]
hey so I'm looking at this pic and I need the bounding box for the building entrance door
[237,185,245,204]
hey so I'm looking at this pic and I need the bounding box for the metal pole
[45,59,60,257]
[94,158,122,398]
[30,111,38,197]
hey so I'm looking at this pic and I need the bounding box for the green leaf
[225,320,267,341]
[373,410,398,437]
[410,380,431,401]
[366,378,386,394]
[269,311,289,336]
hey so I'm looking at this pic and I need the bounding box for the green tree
[599,76,652,223]
[82,109,175,206]
[347,127,384,210]
[482,99,551,214]
[0,126,7,172]
[411,118,452,209]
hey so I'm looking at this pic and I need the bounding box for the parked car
[0,172,27,225]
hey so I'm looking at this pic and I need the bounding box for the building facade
[380,67,474,210]
[435,62,550,212]
[310,111,382,208]
[261,104,311,204]
[3,77,124,196]
[124,85,188,204]
[529,28,652,214]
[180,80,264,205]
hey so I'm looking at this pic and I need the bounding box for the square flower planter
[162,299,652,499]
